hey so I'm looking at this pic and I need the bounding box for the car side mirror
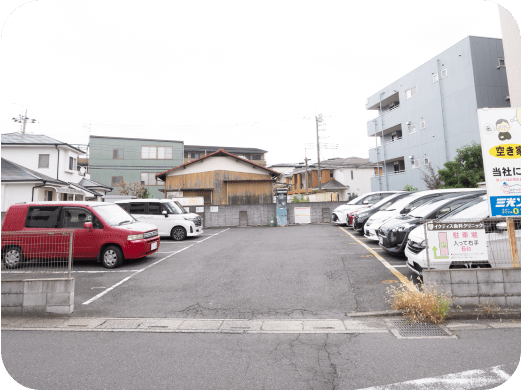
[400,209,407,215]
[162,210,168,217]
[496,222,508,231]
[83,222,93,231]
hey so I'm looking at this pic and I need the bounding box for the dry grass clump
[478,300,501,318]
[386,280,452,324]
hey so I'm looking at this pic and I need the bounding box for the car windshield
[93,204,137,226]
[371,193,410,210]
[408,196,475,218]
[440,197,488,220]
[385,194,425,212]
[166,201,188,214]
[347,195,368,205]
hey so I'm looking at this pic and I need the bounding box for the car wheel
[2,246,24,269]
[100,245,123,269]
[171,226,187,241]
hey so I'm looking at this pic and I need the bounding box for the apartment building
[88,136,184,199]
[367,36,510,191]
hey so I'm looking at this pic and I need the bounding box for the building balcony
[368,137,404,163]
[366,90,400,112]
[367,105,402,137]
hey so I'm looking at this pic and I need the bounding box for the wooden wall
[165,170,274,205]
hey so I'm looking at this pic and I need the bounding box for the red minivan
[1,202,160,269]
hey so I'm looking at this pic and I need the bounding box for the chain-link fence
[407,217,520,272]
[1,230,74,279]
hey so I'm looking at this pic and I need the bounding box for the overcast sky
[1,0,520,167]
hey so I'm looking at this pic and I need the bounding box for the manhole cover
[388,319,455,339]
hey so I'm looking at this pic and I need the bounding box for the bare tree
[420,165,443,190]
[117,180,150,198]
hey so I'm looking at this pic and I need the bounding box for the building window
[329,170,334,178]
[184,152,189,158]
[69,157,77,171]
[141,146,173,160]
[351,170,354,180]
[405,86,418,99]
[424,157,430,166]
[113,149,124,159]
[432,73,439,83]
[441,69,448,78]
[408,124,417,134]
[191,153,200,159]
[140,172,161,186]
[498,58,505,67]
[38,154,50,168]
[111,176,123,187]
[420,121,426,129]
[252,154,261,160]
[44,190,53,201]
[411,159,420,169]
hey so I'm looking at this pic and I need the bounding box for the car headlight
[392,223,416,233]
[420,240,426,247]
[127,233,144,241]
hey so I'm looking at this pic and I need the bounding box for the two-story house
[184,145,268,166]
[88,136,184,199]
[1,133,110,219]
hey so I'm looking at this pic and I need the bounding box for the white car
[332,191,401,225]
[116,199,203,241]
[364,189,486,241]
[405,196,520,276]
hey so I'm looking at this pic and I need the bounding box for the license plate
[151,242,157,250]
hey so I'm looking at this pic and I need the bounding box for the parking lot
[3,223,420,319]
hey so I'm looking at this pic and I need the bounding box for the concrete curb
[348,309,521,321]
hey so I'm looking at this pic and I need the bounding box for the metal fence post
[68,231,73,278]
[507,217,519,268]
[424,221,431,270]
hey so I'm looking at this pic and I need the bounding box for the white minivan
[116,199,203,241]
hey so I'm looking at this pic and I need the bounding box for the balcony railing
[367,104,400,122]
[369,137,403,151]
[373,169,405,178]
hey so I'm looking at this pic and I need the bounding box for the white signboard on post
[478,107,521,216]
[294,207,311,224]
[426,221,488,262]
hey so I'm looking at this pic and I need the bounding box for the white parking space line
[2,270,138,274]
[82,229,229,305]
[355,364,512,390]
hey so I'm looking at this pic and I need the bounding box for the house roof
[1,158,66,184]
[185,145,267,154]
[156,149,281,181]
[79,178,113,190]
[69,183,103,197]
[312,157,373,169]
[320,179,349,190]
[1,132,85,154]
[90,135,183,143]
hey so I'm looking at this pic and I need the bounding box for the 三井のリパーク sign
[478,107,521,216]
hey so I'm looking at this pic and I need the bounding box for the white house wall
[333,168,373,200]
[1,183,37,213]
[167,156,271,177]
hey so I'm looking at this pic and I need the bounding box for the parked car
[377,191,486,256]
[351,192,412,233]
[1,202,159,269]
[364,189,486,241]
[405,195,520,276]
[115,199,203,241]
[332,191,402,225]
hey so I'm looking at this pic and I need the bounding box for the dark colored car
[377,191,486,256]
[351,192,412,233]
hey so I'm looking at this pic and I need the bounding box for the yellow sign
[489,144,521,159]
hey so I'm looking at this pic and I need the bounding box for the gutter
[32,181,47,201]
[55,145,60,180]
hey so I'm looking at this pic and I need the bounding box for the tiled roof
[185,145,267,154]
[1,132,84,153]
[79,178,113,190]
[1,158,66,184]
[321,179,348,190]
[312,157,373,168]
[156,149,281,181]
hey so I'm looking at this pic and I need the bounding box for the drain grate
[388,319,455,338]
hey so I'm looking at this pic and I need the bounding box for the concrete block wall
[2,278,75,315]
[423,268,521,307]
[195,202,346,228]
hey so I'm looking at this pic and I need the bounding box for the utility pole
[12,109,37,133]
[304,149,311,194]
[315,114,324,192]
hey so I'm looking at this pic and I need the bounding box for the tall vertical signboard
[478,107,521,216]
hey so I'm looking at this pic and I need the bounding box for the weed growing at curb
[386,279,453,324]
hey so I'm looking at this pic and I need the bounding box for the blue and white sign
[478,107,521,216]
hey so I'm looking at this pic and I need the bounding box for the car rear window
[129,203,146,214]
[25,206,62,228]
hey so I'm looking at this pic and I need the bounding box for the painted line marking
[355,364,512,390]
[2,270,139,274]
[338,226,417,291]
[82,229,229,305]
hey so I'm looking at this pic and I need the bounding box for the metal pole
[22,109,28,134]
[316,115,322,192]
[304,149,309,194]
[374,121,381,191]
[68,231,73,279]
[424,221,431,270]
[379,93,388,190]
